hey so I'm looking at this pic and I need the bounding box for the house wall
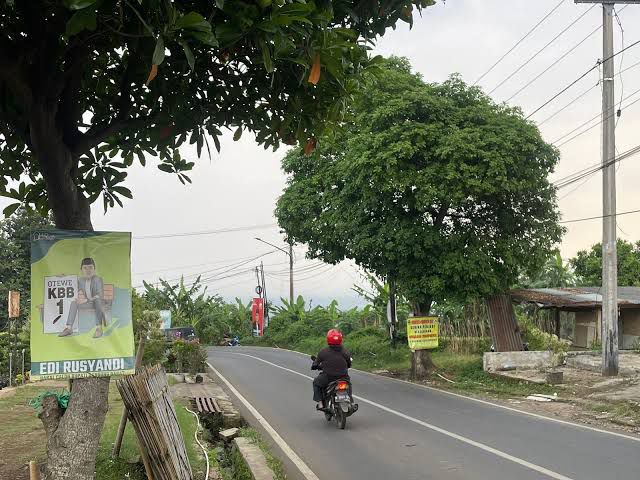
[620,308,640,349]
[573,310,598,348]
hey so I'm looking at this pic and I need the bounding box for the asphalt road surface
[207,347,639,480]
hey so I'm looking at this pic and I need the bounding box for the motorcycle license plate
[335,392,349,402]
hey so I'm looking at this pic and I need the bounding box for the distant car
[163,326,198,343]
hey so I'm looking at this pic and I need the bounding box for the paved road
[207,347,639,480]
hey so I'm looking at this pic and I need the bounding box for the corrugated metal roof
[486,294,523,352]
[510,287,640,308]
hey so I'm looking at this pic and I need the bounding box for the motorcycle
[311,355,359,429]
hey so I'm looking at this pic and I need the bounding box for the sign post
[407,316,439,350]
[407,316,438,380]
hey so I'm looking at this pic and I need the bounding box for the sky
[4,0,640,308]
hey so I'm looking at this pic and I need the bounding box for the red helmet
[326,329,343,346]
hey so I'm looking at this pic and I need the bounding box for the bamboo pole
[112,337,146,458]
[29,461,39,480]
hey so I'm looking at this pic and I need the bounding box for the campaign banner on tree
[30,230,135,380]
[407,316,439,351]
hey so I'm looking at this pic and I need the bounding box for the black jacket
[312,345,352,377]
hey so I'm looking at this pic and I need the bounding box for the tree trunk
[410,301,435,380]
[31,103,111,480]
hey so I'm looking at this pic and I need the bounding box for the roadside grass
[0,381,207,480]
[238,427,286,480]
[587,401,640,424]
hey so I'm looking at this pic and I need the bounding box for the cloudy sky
[5,1,640,307]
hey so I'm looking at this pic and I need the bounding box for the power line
[134,223,277,240]
[560,208,640,224]
[537,82,598,126]
[135,250,279,288]
[488,3,597,95]
[473,0,566,86]
[554,89,640,148]
[133,252,281,276]
[506,23,601,102]
[537,57,640,126]
[526,37,640,119]
[553,144,640,191]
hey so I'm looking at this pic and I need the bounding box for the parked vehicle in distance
[163,326,198,343]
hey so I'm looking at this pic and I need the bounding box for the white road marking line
[233,353,576,480]
[207,361,320,480]
[264,346,640,443]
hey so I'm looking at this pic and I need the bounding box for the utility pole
[289,243,294,305]
[260,262,269,328]
[255,237,294,305]
[574,0,638,375]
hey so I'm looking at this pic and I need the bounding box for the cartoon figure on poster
[31,230,135,380]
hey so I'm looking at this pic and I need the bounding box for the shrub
[168,339,207,374]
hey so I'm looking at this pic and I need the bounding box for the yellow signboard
[407,316,438,351]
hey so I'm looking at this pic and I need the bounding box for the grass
[238,427,286,480]
[0,384,53,478]
[0,380,207,480]
[588,401,640,424]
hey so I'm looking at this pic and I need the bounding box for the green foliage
[519,317,570,353]
[570,239,640,286]
[0,0,434,217]
[276,58,563,309]
[0,208,53,331]
[520,250,576,288]
[166,339,207,374]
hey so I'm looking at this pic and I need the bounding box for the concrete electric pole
[574,0,640,375]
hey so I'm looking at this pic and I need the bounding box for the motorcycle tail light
[337,381,349,390]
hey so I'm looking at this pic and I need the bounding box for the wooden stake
[112,337,146,458]
[29,461,39,480]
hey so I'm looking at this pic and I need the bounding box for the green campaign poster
[30,230,135,380]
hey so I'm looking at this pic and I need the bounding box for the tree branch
[72,112,158,157]
[0,41,33,110]
[57,42,90,147]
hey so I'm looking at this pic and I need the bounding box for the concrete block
[234,437,275,480]
[219,427,239,442]
[483,351,553,372]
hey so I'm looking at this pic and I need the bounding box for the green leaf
[113,186,133,199]
[63,0,98,10]
[158,163,173,173]
[66,8,97,37]
[181,41,195,71]
[136,150,147,167]
[176,12,206,29]
[213,135,221,153]
[233,127,242,141]
[152,36,166,66]
[215,0,224,9]
[260,40,273,73]
[186,30,218,47]
[2,203,20,217]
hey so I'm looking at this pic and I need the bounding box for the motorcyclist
[311,329,352,409]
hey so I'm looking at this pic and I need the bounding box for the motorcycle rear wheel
[335,407,347,429]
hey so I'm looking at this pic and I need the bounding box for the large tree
[0,2,433,479]
[570,239,640,286]
[276,58,563,374]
